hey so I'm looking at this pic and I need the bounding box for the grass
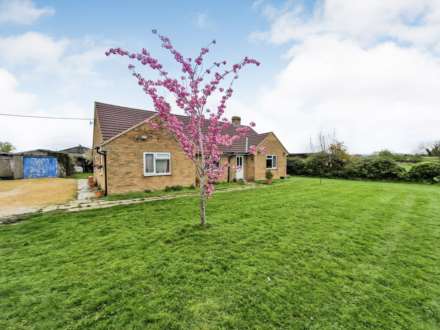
[103,181,249,201]
[70,172,93,179]
[1,177,440,329]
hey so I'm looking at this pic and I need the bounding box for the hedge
[287,156,440,184]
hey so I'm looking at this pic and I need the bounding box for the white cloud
[0,69,92,151]
[246,0,440,153]
[195,12,212,29]
[0,69,93,151]
[0,0,54,25]
[0,32,107,78]
[0,32,67,68]
[0,68,36,112]
[0,32,110,151]
[253,0,440,51]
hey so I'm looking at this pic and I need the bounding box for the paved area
[0,178,77,219]
[77,179,96,201]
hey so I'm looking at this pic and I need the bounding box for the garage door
[23,156,58,178]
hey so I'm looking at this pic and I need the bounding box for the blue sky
[1,0,440,153]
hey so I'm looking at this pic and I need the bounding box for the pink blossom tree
[106,30,261,225]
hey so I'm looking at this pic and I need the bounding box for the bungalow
[92,102,288,195]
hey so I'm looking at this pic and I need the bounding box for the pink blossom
[106,31,260,224]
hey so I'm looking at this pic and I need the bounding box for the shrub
[344,158,406,181]
[328,142,350,171]
[375,150,422,163]
[408,163,440,183]
[164,185,184,192]
[302,148,350,177]
[265,170,273,180]
[394,154,422,163]
[376,149,394,159]
[287,157,306,175]
[304,153,329,176]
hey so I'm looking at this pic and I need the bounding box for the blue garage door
[23,156,58,178]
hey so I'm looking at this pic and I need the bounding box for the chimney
[231,116,241,126]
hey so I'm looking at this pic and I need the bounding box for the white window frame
[266,155,277,169]
[143,152,171,176]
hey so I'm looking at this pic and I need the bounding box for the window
[144,152,171,176]
[266,155,277,169]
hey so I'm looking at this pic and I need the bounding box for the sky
[0,0,439,154]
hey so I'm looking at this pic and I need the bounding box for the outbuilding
[0,150,72,179]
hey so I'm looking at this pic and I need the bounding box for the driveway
[0,178,77,218]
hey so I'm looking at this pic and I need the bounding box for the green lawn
[1,177,440,329]
[103,181,250,201]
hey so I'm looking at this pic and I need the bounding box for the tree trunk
[199,193,207,226]
[199,175,207,226]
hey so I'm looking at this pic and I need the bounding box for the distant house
[60,145,92,173]
[92,102,288,195]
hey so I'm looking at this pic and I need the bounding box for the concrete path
[76,179,96,201]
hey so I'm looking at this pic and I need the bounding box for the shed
[60,145,92,173]
[13,149,72,179]
[0,153,23,179]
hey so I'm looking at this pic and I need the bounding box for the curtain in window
[145,154,154,173]
[156,159,170,173]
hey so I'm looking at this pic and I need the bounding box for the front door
[236,155,244,180]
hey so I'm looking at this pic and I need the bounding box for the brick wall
[254,133,287,180]
[92,115,288,193]
[92,113,106,190]
[103,121,196,194]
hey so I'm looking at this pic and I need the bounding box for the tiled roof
[60,145,91,154]
[95,102,270,154]
[95,102,156,141]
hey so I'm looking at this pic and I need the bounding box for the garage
[23,156,58,178]
[1,149,72,179]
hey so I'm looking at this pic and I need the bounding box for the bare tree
[417,141,440,157]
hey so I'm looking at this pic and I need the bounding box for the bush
[304,153,329,176]
[287,157,306,175]
[344,158,406,180]
[302,148,350,177]
[164,185,184,192]
[408,163,440,183]
[265,170,273,180]
[393,154,423,163]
